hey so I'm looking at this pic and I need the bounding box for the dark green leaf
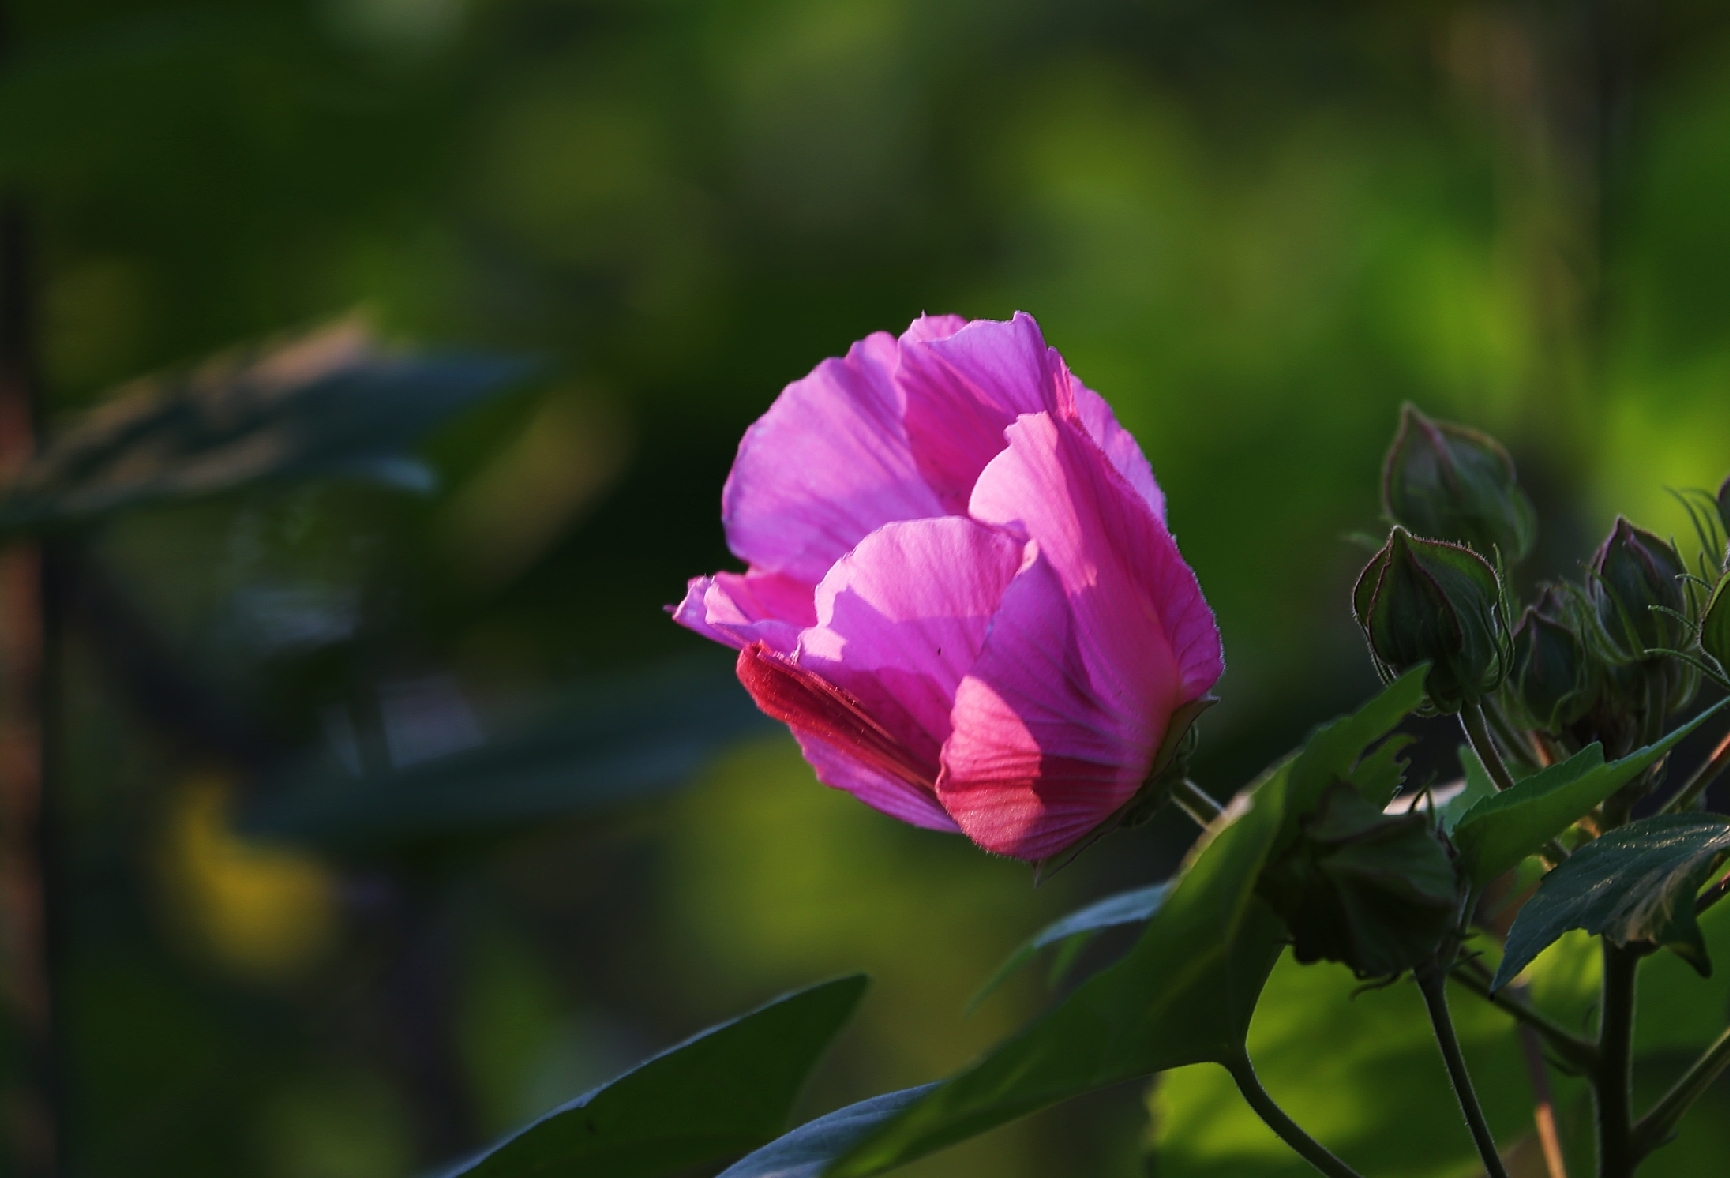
[0,323,532,533]
[1452,699,1729,885]
[818,672,1433,1177]
[1439,744,1497,835]
[1494,814,1730,989]
[443,975,867,1178]
[825,765,1289,1177]
[967,883,1170,1011]
[718,1087,939,1178]
[1346,733,1415,809]
[242,660,769,861]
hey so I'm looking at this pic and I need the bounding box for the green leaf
[1452,698,1730,885]
[719,1087,939,1178]
[241,660,769,862]
[810,671,1431,1177]
[1151,953,1547,1177]
[1439,744,1497,834]
[1346,733,1415,809]
[0,322,531,533]
[1493,814,1730,989]
[967,883,1170,1011]
[444,975,867,1178]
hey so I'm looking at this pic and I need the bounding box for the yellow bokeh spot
[159,774,338,982]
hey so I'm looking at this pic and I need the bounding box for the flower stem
[1631,1023,1730,1158]
[1519,1023,1570,1178]
[1660,727,1730,815]
[1596,943,1639,1178]
[1226,1054,1365,1178]
[1449,960,1599,1074]
[1462,702,1518,792]
[1171,777,1223,825]
[1419,969,1510,1178]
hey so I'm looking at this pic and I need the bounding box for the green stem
[1485,699,1542,773]
[1597,943,1639,1178]
[1660,728,1730,815]
[1462,702,1518,792]
[1450,962,1599,1074]
[1226,1055,1365,1178]
[1631,1024,1730,1158]
[1419,969,1510,1178]
[1171,777,1224,825]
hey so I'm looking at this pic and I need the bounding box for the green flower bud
[1511,585,1595,732]
[1718,477,1730,567]
[1353,527,1510,714]
[1260,782,1460,980]
[1588,517,1689,659]
[1381,404,1537,563]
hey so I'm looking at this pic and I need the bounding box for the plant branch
[1660,727,1730,815]
[1596,943,1639,1178]
[1519,1023,1570,1178]
[1463,702,1518,792]
[1226,1054,1365,1178]
[1419,968,1511,1178]
[1450,961,1598,1074]
[1172,777,1224,825]
[1631,1023,1730,1158]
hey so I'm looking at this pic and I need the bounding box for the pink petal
[899,312,1069,513]
[722,332,946,585]
[937,412,1222,860]
[670,570,816,655]
[735,643,949,827]
[1069,375,1166,523]
[795,517,1030,771]
[899,312,969,345]
[792,730,960,832]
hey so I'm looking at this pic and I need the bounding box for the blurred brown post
[0,3,62,1162]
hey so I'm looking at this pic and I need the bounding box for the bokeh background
[5,0,1730,1175]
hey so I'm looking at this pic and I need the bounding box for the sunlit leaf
[442,974,867,1178]
[718,1087,939,1178]
[242,660,769,861]
[1452,699,1729,885]
[967,883,1170,1011]
[0,322,532,533]
[1493,813,1730,989]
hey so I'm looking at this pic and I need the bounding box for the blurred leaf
[0,322,532,533]
[441,974,867,1178]
[1346,732,1414,809]
[967,883,1170,1011]
[718,1086,939,1178]
[242,660,770,861]
[1452,700,1729,885]
[1494,813,1730,989]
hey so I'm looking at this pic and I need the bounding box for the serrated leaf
[442,975,867,1178]
[1493,814,1730,989]
[1271,667,1429,862]
[718,1086,939,1178]
[242,660,769,862]
[807,673,1432,1177]
[967,883,1170,1011]
[1452,699,1729,885]
[1346,733,1415,809]
[0,322,532,533]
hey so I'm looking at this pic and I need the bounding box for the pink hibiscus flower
[672,313,1222,861]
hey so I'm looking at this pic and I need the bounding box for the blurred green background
[6,0,1730,1175]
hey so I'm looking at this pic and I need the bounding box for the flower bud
[1718,476,1730,565]
[1260,782,1460,980]
[1588,518,1689,659]
[1511,586,1595,732]
[1381,404,1537,563]
[1353,527,1510,714]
